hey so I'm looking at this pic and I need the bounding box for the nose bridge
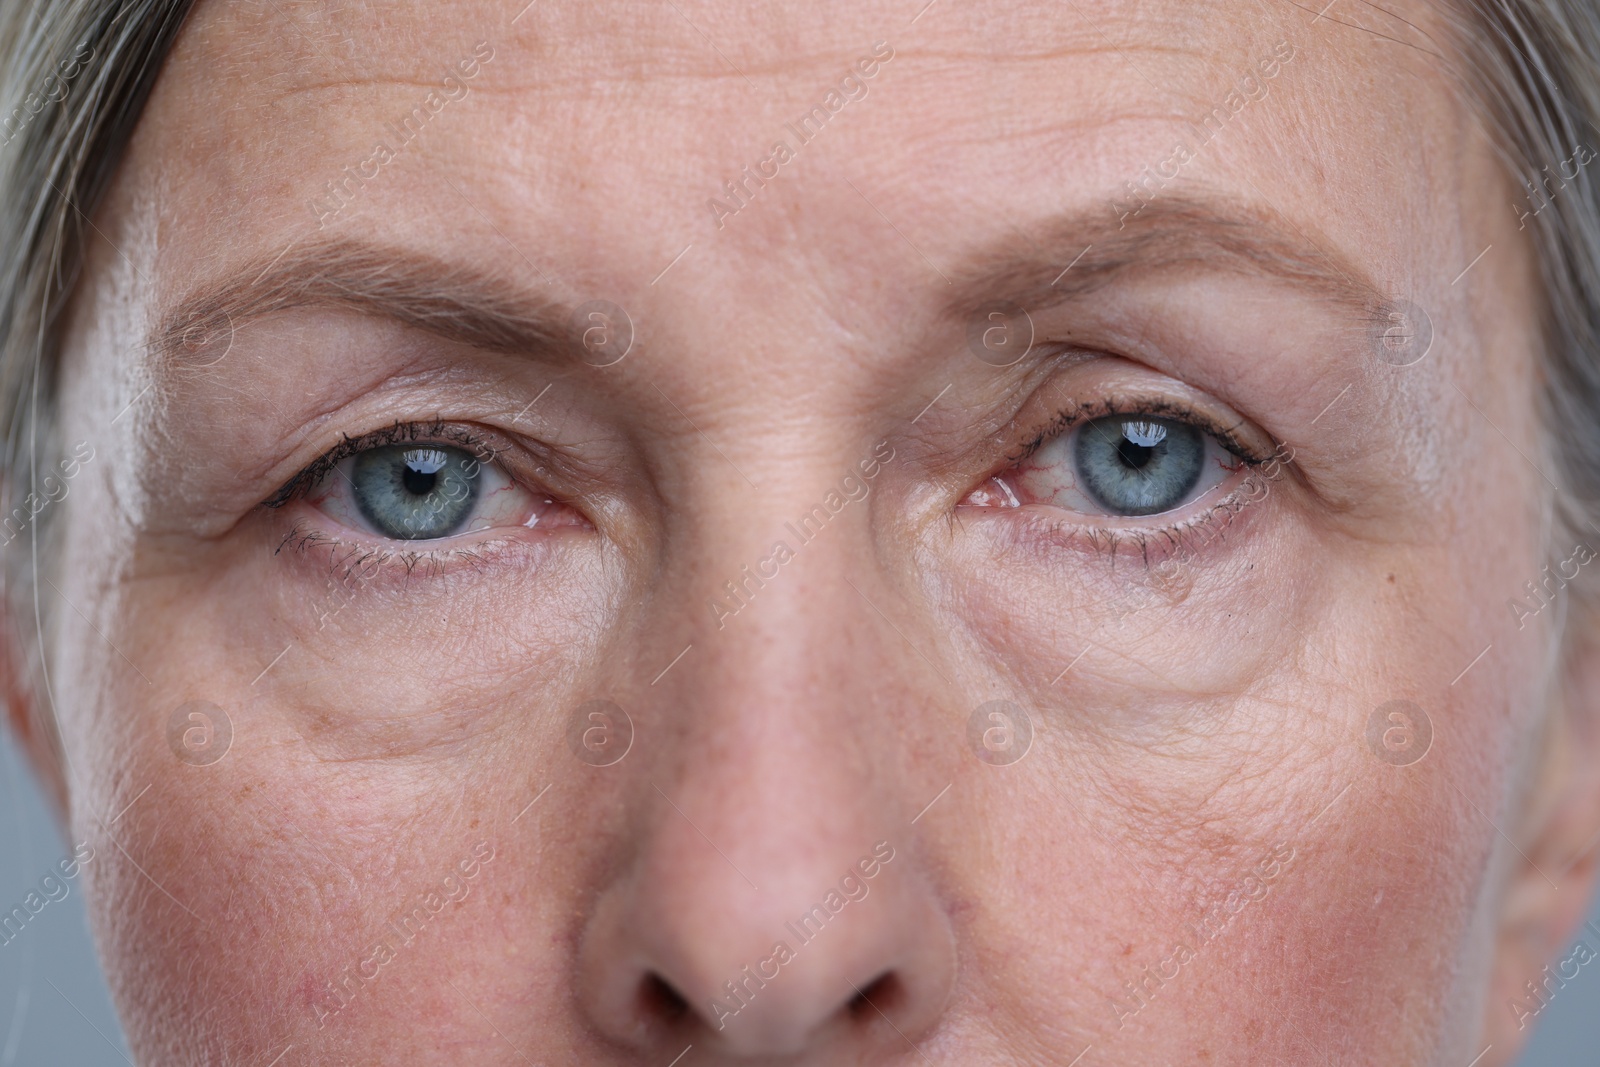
[667,412,911,784]
[576,436,958,1056]
[664,475,903,883]
[676,461,918,842]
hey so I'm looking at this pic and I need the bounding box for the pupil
[351,443,479,540]
[1116,440,1156,470]
[402,465,438,495]
[1074,414,1205,517]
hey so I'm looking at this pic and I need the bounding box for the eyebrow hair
[149,239,576,371]
[947,196,1391,323]
[151,198,1388,373]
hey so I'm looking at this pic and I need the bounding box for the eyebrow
[947,196,1389,322]
[152,198,1387,371]
[149,240,577,371]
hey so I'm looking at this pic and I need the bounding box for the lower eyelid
[274,509,572,587]
[960,464,1274,561]
[975,423,1249,518]
[285,453,583,565]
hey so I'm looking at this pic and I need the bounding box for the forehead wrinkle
[197,4,891,98]
[187,0,1260,108]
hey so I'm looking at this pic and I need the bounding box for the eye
[301,439,569,542]
[348,444,483,539]
[966,412,1249,518]
[1074,415,1216,516]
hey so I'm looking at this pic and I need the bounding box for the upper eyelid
[1008,396,1273,470]
[262,420,504,510]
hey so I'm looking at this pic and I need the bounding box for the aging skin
[11,0,1600,1063]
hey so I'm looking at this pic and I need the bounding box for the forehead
[120,0,1483,360]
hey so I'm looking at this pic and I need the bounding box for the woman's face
[29,0,1600,1062]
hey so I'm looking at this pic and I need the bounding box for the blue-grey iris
[1074,415,1205,516]
[351,444,480,540]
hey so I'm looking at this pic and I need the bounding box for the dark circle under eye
[1074,415,1206,516]
[351,444,481,540]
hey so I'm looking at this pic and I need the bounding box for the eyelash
[262,419,528,577]
[264,400,1281,578]
[1009,396,1270,469]
[978,396,1283,565]
[996,473,1273,569]
[272,517,532,583]
[262,419,504,510]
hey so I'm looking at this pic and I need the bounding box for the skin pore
[12,0,1600,1062]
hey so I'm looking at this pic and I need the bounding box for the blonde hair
[0,0,196,760]
[1452,1,1600,588]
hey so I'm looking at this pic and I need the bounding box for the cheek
[52,489,625,1062]
[939,493,1298,732]
[945,694,1498,1062]
[923,452,1535,1057]
[84,781,523,1062]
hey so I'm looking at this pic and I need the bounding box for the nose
[576,549,958,1058]
[580,835,957,1057]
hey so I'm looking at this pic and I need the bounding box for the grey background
[0,727,1595,1065]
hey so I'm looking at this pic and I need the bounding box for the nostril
[848,971,904,1020]
[638,972,690,1023]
